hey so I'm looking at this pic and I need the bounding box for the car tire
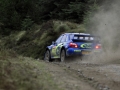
[60,49,66,62]
[44,50,51,62]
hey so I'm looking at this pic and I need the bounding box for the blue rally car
[44,33,101,62]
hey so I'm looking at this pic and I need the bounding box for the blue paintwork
[45,33,101,59]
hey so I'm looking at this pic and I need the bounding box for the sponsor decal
[80,43,92,48]
[51,43,63,56]
[74,50,81,52]
[56,43,63,55]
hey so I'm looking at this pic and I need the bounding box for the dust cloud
[81,0,120,64]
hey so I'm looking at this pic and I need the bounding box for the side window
[69,34,74,40]
[56,35,63,44]
[61,35,67,42]
[66,35,69,41]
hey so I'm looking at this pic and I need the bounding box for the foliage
[0,0,101,58]
[0,0,100,35]
[62,1,84,22]
[21,16,34,30]
[0,20,86,59]
[83,0,99,33]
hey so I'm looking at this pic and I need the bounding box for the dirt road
[43,57,120,90]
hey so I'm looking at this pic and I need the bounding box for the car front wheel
[44,50,51,62]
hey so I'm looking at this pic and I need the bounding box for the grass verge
[0,49,63,90]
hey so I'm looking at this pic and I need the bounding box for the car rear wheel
[44,50,51,62]
[60,49,66,62]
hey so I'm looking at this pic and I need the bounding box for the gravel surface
[43,56,120,90]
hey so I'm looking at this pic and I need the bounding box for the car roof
[64,33,91,36]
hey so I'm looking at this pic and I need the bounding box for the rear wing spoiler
[72,34,100,42]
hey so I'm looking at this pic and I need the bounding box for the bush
[21,16,34,30]
[56,24,70,33]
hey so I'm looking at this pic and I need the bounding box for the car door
[51,34,67,58]
[51,35,63,58]
[56,34,67,56]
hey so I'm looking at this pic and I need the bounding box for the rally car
[44,33,101,62]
